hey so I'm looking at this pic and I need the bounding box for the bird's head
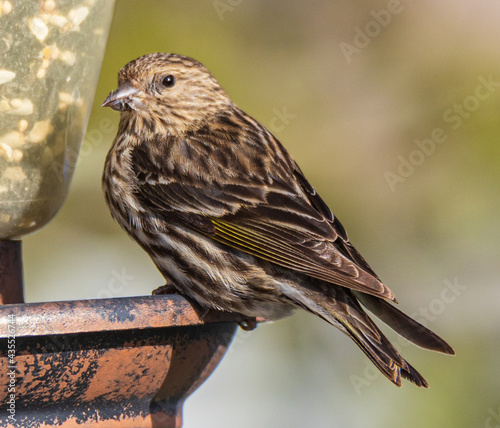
[103,53,232,137]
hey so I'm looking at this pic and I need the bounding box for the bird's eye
[161,75,176,88]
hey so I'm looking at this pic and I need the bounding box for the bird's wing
[132,132,395,301]
[207,167,395,301]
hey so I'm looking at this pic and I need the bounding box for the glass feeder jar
[0,0,115,239]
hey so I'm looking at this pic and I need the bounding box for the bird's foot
[152,284,212,319]
[152,283,180,295]
[238,317,258,331]
[152,285,260,330]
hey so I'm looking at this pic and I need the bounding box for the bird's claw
[238,317,258,331]
[152,283,179,295]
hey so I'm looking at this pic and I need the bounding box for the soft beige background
[24,1,500,427]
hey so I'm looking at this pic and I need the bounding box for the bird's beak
[102,84,146,112]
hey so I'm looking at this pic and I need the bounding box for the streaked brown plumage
[102,53,454,388]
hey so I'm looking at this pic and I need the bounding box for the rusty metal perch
[0,240,239,428]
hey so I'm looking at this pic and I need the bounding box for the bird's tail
[338,312,428,387]
[354,292,455,355]
[294,284,453,387]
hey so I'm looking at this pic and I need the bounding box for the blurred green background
[23,1,500,427]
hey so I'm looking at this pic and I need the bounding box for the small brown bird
[102,53,454,387]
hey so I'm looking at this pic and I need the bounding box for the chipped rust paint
[0,295,245,337]
[0,295,238,427]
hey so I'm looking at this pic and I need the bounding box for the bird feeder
[0,2,237,426]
